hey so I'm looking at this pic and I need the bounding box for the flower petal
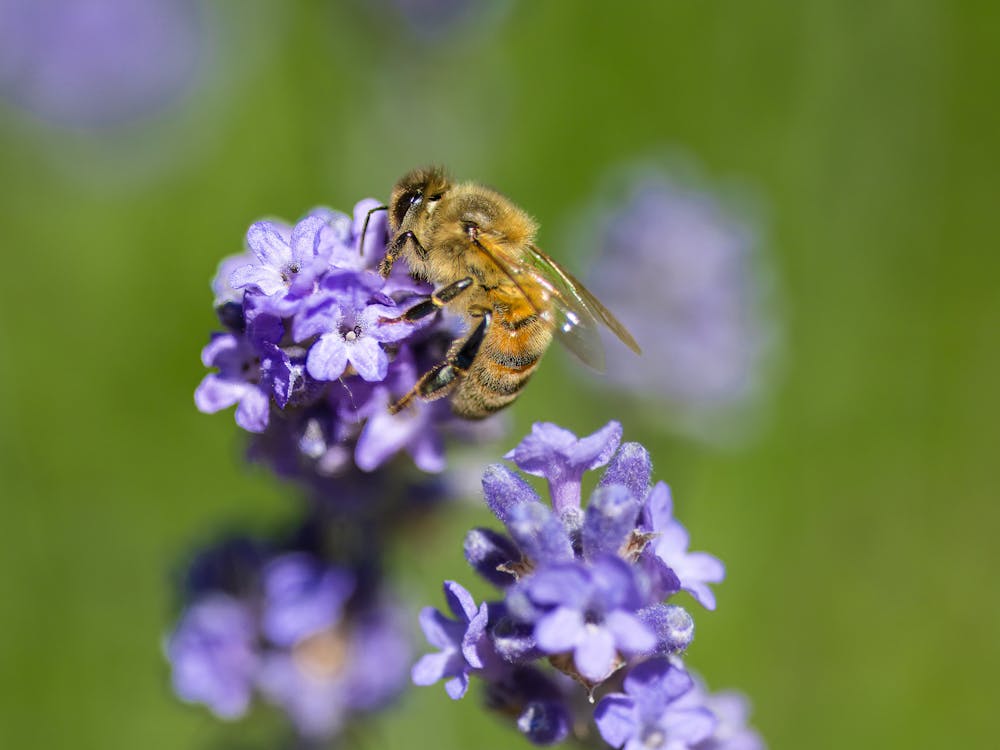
[535,607,584,653]
[246,221,291,268]
[595,694,638,748]
[306,333,348,381]
[346,336,388,382]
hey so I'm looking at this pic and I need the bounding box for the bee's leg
[386,277,474,324]
[357,204,388,257]
[378,230,428,277]
[389,310,491,414]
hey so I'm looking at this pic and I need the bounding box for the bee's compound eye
[409,192,423,206]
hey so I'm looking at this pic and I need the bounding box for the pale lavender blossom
[584,173,776,440]
[166,521,412,740]
[0,0,204,128]
[411,581,489,699]
[166,595,258,720]
[595,658,717,750]
[644,482,725,610]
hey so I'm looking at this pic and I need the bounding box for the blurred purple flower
[595,658,717,750]
[0,0,204,128]
[166,595,258,720]
[585,173,776,439]
[676,678,766,750]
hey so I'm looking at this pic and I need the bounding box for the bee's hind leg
[389,310,491,415]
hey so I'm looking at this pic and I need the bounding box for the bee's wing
[522,244,642,371]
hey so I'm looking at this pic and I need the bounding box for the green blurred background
[1,2,997,748]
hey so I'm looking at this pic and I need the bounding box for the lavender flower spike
[412,581,490,699]
[505,421,622,514]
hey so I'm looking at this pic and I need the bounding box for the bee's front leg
[388,310,491,414]
[378,230,429,277]
[383,277,474,323]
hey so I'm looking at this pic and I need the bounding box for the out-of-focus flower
[583,171,777,441]
[165,518,412,739]
[197,199,501,484]
[0,0,204,128]
[412,422,758,746]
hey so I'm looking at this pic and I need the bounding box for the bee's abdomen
[450,316,552,419]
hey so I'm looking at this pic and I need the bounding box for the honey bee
[370,166,641,419]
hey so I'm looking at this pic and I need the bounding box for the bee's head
[389,166,451,230]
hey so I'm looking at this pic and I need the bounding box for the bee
[370,166,641,419]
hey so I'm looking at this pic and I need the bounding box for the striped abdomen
[450,298,553,419]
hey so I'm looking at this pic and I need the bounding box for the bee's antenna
[358,204,389,257]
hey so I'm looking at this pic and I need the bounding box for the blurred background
[1,1,997,748]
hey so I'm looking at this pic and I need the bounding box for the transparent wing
[470,235,641,372]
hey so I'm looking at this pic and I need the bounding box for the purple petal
[194,375,243,413]
[234,387,269,432]
[418,607,459,651]
[595,694,638,748]
[481,464,541,524]
[604,610,656,655]
[443,581,479,623]
[444,673,470,700]
[644,481,675,530]
[246,221,291,268]
[571,420,623,470]
[504,422,579,474]
[535,607,584,653]
[290,215,328,265]
[461,603,489,669]
[463,528,520,588]
[411,651,456,686]
[624,659,694,721]
[661,707,718,746]
[230,263,284,296]
[527,564,591,609]
[575,626,617,682]
[200,333,239,368]
[346,336,388,382]
[306,333,349,381]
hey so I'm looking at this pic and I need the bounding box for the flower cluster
[196,199,493,487]
[166,513,412,740]
[584,173,776,440]
[413,422,762,748]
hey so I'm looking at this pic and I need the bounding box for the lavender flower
[197,199,501,482]
[595,658,716,750]
[412,422,761,747]
[165,519,412,739]
[411,581,489,699]
[583,172,776,440]
[0,0,204,128]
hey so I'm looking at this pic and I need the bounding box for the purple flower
[505,421,622,513]
[0,0,204,128]
[194,332,271,433]
[644,483,725,610]
[292,272,416,382]
[595,659,717,750]
[691,691,765,750]
[257,600,412,739]
[412,581,490,699]
[166,595,258,720]
[584,173,777,439]
[526,556,656,683]
[231,216,331,309]
[261,553,354,647]
[197,198,501,480]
